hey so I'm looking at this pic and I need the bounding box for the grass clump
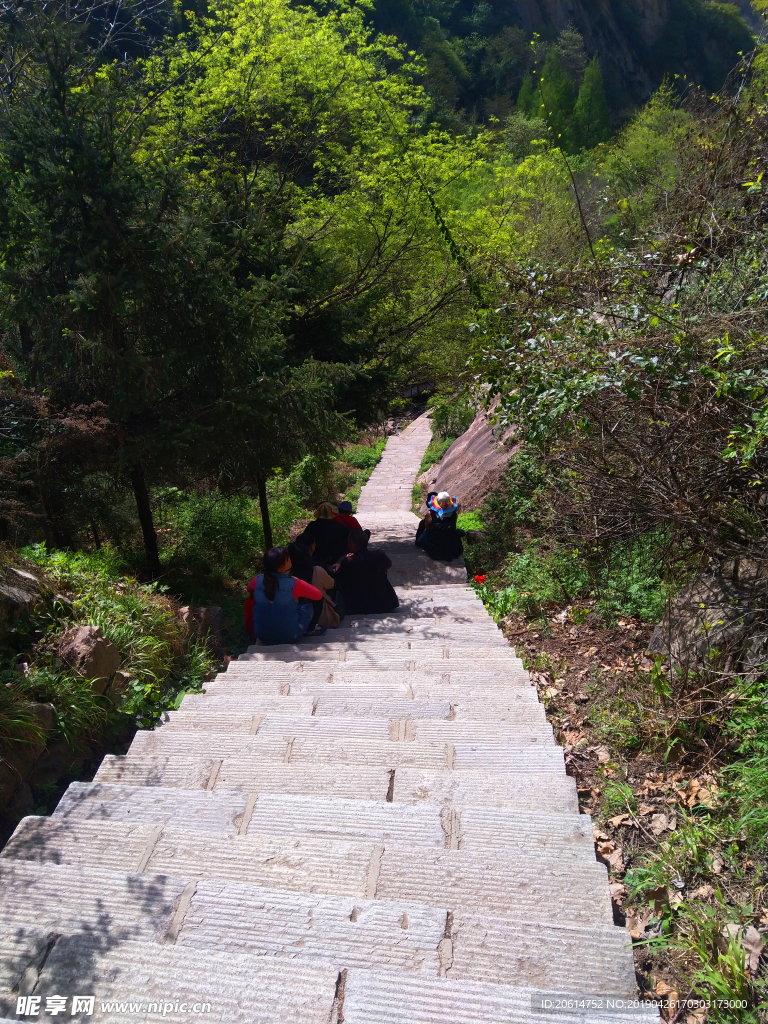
[19,544,218,728]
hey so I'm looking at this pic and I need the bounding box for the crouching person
[415,491,465,562]
[245,546,326,645]
[335,529,399,614]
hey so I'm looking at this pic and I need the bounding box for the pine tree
[574,56,611,150]
[536,48,576,152]
[516,74,536,116]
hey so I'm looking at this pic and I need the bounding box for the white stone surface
[0,410,648,1022]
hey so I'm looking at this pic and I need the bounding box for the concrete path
[0,412,652,1023]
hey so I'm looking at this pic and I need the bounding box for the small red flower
[474,574,486,584]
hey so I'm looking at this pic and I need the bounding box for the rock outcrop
[420,409,518,512]
[495,1,753,113]
[57,624,121,694]
[649,559,767,674]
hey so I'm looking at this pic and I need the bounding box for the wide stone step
[92,761,579,811]
[342,971,656,1024]
[153,713,553,744]
[8,812,591,878]
[0,934,338,1023]
[324,625,508,642]
[4,820,634,995]
[0,859,627,988]
[170,697,456,722]
[0,861,447,974]
[241,643,516,661]
[209,670,530,690]
[50,786,587,852]
[171,695,546,725]
[126,731,564,769]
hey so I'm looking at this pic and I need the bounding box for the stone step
[92,760,579,811]
[184,685,540,706]
[8,812,593,880]
[126,731,564,769]
[51,786,588,852]
[170,697,456,722]
[0,861,447,974]
[1,861,629,991]
[342,971,656,1024]
[232,642,520,659]
[0,934,337,1023]
[4,824,635,995]
[154,713,553,744]
[171,695,546,725]
[325,624,508,641]
[233,657,524,675]
[211,669,529,687]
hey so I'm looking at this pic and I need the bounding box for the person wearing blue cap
[336,500,362,531]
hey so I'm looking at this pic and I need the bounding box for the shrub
[155,489,263,580]
[19,544,218,728]
[427,393,475,439]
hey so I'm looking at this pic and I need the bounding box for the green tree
[517,74,536,116]
[535,48,576,152]
[553,25,588,88]
[0,0,478,568]
[573,56,611,149]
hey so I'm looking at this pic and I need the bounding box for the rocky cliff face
[501,0,755,112]
[372,0,756,117]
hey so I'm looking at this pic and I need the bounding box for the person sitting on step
[287,538,341,629]
[334,528,399,614]
[335,500,362,531]
[245,546,326,645]
[415,490,465,562]
[300,502,351,569]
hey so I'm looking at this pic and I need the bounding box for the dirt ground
[496,604,767,1022]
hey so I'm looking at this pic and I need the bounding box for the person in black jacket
[334,529,399,614]
[415,491,465,562]
[300,502,351,569]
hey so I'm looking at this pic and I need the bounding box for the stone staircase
[0,412,654,1023]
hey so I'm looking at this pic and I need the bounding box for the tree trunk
[129,461,161,578]
[257,475,273,551]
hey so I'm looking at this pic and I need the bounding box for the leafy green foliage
[427,394,475,440]
[343,440,388,471]
[601,83,692,235]
[574,57,611,150]
[19,544,218,728]
[419,436,457,477]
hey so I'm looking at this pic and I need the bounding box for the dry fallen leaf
[743,926,764,973]
[608,813,631,827]
[650,813,672,835]
[638,803,656,816]
[625,907,653,940]
[609,881,628,905]
[654,981,680,1022]
[591,745,611,763]
[690,884,715,899]
[605,847,625,872]
[646,886,670,914]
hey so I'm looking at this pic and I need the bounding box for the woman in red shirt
[245,547,325,644]
[336,500,362,531]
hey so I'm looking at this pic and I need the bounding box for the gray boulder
[57,625,121,693]
[649,559,767,675]
[179,605,223,645]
